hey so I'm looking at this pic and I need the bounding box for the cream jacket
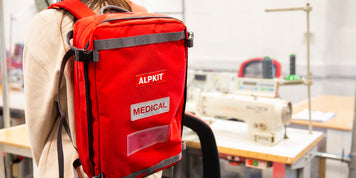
[24,2,161,178]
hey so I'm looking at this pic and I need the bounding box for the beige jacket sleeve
[24,9,78,178]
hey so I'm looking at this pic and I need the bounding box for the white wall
[3,0,38,49]
[134,0,356,77]
[2,0,356,77]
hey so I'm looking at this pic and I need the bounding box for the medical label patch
[136,70,166,87]
[130,97,170,121]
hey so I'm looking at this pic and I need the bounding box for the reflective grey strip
[124,152,182,178]
[94,31,185,50]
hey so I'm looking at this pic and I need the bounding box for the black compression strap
[83,61,96,175]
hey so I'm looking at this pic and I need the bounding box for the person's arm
[23,10,61,166]
[24,9,84,178]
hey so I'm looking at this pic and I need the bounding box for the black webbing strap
[57,49,75,178]
[182,113,221,178]
[56,102,78,152]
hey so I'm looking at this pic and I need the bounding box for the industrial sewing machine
[187,70,292,145]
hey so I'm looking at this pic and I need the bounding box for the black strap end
[185,38,193,48]
[73,158,82,169]
[185,31,194,48]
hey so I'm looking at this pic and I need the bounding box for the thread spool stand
[265,3,313,134]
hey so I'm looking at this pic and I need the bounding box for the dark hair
[57,0,131,10]
[81,0,131,11]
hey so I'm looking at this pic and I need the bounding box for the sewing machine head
[187,70,292,145]
[196,91,292,145]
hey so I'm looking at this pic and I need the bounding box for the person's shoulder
[28,8,74,38]
[27,9,64,45]
[31,9,63,26]
[25,9,73,61]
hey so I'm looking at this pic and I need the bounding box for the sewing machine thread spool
[286,54,301,80]
[290,54,296,75]
[262,56,274,79]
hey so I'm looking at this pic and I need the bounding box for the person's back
[23,1,161,177]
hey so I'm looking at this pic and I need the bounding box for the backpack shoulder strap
[48,0,96,19]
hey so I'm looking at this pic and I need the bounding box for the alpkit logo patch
[130,97,170,121]
[136,70,166,87]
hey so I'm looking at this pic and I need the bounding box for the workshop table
[183,119,323,178]
[292,95,354,131]
[291,95,354,178]
[0,124,32,178]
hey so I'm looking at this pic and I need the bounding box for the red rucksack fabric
[49,0,193,177]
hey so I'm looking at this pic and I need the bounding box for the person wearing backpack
[23,1,162,177]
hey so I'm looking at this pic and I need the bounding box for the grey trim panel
[94,31,185,50]
[124,152,182,178]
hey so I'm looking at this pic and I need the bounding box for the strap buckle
[73,48,99,62]
[185,31,194,48]
[74,48,93,62]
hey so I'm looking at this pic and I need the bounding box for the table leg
[273,162,285,178]
[299,160,312,178]
[274,163,312,178]
[273,146,316,178]
[0,146,5,178]
[318,136,327,178]
[4,153,12,178]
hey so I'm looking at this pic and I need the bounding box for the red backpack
[49,0,220,178]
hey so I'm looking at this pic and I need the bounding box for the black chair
[179,113,221,178]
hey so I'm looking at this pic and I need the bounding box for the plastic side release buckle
[185,31,194,48]
[73,48,99,62]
